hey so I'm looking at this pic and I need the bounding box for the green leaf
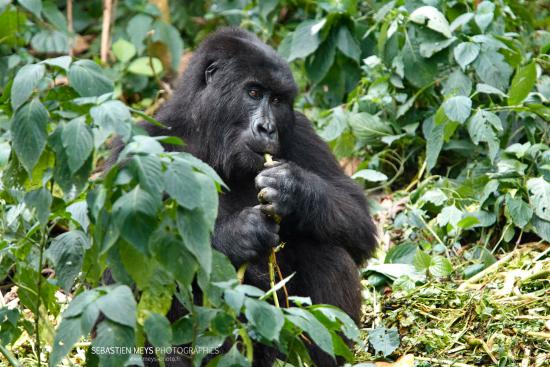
[112,38,136,63]
[306,38,336,83]
[165,159,202,209]
[508,62,537,105]
[437,205,463,228]
[41,56,72,71]
[90,100,132,140]
[430,256,453,277]
[11,98,48,174]
[450,13,474,32]
[144,313,172,348]
[419,37,456,58]
[218,344,251,367]
[152,21,183,71]
[95,285,137,328]
[348,112,393,146]
[505,195,533,228]
[244,298,284,342]
[92,320,134,367]
[11,63,45,110]
[409,6,452,38]
[68,60,114,97]
[475,1,495,32]
[177,208,212,273]
[49,317,82,367]
[467,110,502,162]
[24,187,52,226]
[336,26,360,61]
[288,19,322,61]
[46,230,89,291]
[113,187,159,253]
[126,14,153,53]
[402,37,438,88]
[473,48,513,91]
[422,116,444,171]
[442,96,472,123]
[42,1,67,31]
[31,29,68,53]
[368,327,400,357]
[527,177,550,222]
[19,0,42,19]
[285,308,334,357]
[476,83,507,97]
[442,69,472,97]
[453,42,480,70]
[413,250,432,272]
[131,154,164,198]
[128,57,163,76]
[351,169,388,182]
[62,118,94,173]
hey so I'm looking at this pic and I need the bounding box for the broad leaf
[128,57,164,76]
[11,98,48,174]
[368,327,400,357]
[336,26,360,61]
[62,118,94,173]
[508,62,537,105]
[144,313,172,348]
[467,110,502,162]
[11,63,45,110]
[527,177,550,222]
[475,1,495,32]
[244,298,284,342]
[409,6,452,38]
[46,230,90,291]
[505,195,533,228]
[473,48,513,91]
[288,19,322,61]
[442,96,472,123]
[68,60,114,97]
[453,42,479,70]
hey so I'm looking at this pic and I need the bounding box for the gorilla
[133,28,376,366]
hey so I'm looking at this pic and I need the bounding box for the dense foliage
[0,0,548,366]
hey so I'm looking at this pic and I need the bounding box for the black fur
[135,28,376,366]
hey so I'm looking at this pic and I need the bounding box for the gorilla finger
[257,187,278,204]
[264,159,284,168]
[255,175,277,190]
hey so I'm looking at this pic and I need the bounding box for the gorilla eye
[271,96,280,104]
[248,89,261,99]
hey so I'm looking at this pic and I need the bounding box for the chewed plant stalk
[263,154,289,308]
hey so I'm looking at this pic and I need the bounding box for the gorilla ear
[205,62,218,84]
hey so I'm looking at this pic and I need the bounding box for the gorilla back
[144,28,377,366]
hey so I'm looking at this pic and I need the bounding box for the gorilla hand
[255,161,326,219]
[214,206,279,265]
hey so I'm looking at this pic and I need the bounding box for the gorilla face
[186,31,298,180]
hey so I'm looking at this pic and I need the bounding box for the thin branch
[67,0,74,56]
[100,0,113,64]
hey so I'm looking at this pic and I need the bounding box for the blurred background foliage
[0,0,549,366]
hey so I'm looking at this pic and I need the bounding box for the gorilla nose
[253,119,278,143]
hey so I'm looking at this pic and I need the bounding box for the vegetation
[0,0,548,366]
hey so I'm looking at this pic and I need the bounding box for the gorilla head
[159,29,298,180]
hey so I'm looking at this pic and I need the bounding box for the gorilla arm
[255,113,377,264]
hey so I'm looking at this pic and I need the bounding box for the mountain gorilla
[140,28,376,366]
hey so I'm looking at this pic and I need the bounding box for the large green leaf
[453,42,480,70]
[244,298,284,342]
[90,100,132,141]
[144,313,172,348]
[288,19,323,61]
[467,110,502,162]
[95,285,137,328]
[31,29,69,53]
[475,1,495,32]
[336,25,360,61]
[128,57,164,76]
[505,195,533,228]
[68,60,114,97]
[442,69,472,97]
[11,98,48,174]
[422,116,444,171]
[368,327,400,357]
[24,187,52,226]
[92,320,134,367]
[49,317,83,367]
[306,38,336,83]
[409,6,452,38]
[348,112,393,146]
[473,48,513,91]
[152,20,183,71]
[19,0,42,19]
[165,159,202,209]
[508,62,537,106]
[442,96,472,123]
[112,38,136,63]
[177,208,212,273]
[62,118,94,174]
[527,177,550,222]
[46,230,89,291]
[11,63,45,110]
[285,308,334,357]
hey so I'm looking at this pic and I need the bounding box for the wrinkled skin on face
[137,27,377,367]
